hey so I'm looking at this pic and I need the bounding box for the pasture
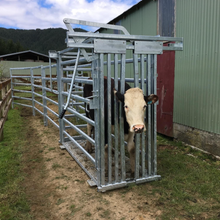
[1,104,220,220]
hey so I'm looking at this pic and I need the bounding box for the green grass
[129,134,220,219]
[0,107,31,220]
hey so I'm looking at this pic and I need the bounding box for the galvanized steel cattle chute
[11,19,183,192]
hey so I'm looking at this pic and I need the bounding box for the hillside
[0,27,86,55]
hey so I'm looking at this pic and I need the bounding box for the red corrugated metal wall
[157,0,175,137]
[157,51,175,137]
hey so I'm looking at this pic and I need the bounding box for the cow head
[114,87,158,133]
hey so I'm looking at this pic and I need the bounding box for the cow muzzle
[132,124,144,133]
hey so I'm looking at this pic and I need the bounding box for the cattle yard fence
[11,19,183,192]
[0,78,12,140]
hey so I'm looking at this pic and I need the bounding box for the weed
[54,175,68,180]
[56,198,65,205]
[69,204,81,216]
[75,179,85,184]
[85,212,92,217]
[46,158,52,162]
[99,209,111,219]
[52,163,62,169]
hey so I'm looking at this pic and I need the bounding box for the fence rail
[0,78,12,140]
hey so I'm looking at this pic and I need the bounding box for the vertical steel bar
[140,54,145,177]
[107,54,112,183]
[99,53,105,185]
[114,54,119,182]
[133,54,139,87]
[150,55,155,176]
[57,52,65,144]
[153,55,157,175]
[93,57,101,187]
[120,53,126,181]
[10,69,14,109]
[41,66,48,126]
[133,53,140,179]
[49,57,53,92]
[75,71,79,123]
[147,55,152,176]
[30,68,35,116]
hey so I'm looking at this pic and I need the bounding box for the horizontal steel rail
[13,89,32,93]
[11,75,32,78]
[10,66,41,70]
[62,92,91,104]
[63,118,95,145]
[12,96,32,101]
[62,77,93,85]
[12,82,32,86]
[34,107,43,115]
[44,96,59,106]
[67,31,183,43]
[63,130,96,165]
[45,115,59,129]
[66,106,95,126]
[13,102,32,108]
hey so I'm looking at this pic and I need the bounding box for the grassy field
[0,108,32,220]
[0,106,220,219]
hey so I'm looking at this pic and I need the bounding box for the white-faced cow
[83,77,158,176]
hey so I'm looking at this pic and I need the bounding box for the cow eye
[143,105,147,109]
[124,105,128,109]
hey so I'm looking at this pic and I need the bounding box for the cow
[83,77,158,176]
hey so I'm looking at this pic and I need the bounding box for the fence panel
[0,79,12,140]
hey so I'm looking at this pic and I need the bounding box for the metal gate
[11,19,183,192]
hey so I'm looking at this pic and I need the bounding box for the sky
[0,0,141,31]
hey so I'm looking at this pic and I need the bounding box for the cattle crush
[10,19,183,192]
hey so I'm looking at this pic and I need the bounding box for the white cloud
[0,0,141,30]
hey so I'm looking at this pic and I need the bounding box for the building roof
[108,0,145,24]
[96,0,147,32]
[0,50,54,62]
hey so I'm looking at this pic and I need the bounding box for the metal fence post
[10,69,14,109]
[57,52,65,144]
[41,66,47,126]
[30,68,35,116]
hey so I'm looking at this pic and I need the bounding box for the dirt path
[21,107,161,220]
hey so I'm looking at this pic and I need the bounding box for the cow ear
[114,89,124,102]
[144,94,158,104]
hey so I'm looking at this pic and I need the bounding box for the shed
[99,0,220,156]
[0,50,56,77]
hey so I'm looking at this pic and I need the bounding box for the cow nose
[133,124,144,133]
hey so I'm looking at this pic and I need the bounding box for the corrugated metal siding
[100,0,157,79]
[174,0,220,134]
[121,1,157,36]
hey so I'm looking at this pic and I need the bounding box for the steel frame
[11,19,183,192]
